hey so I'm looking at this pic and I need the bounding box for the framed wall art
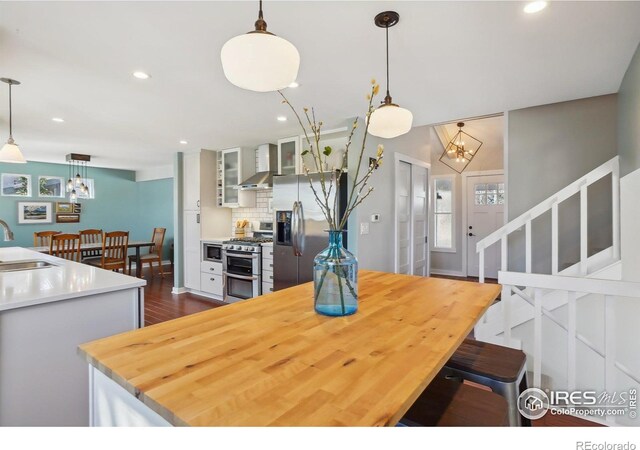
[2,173,32,197]
[56,213,80,224]
[18,202,53,224]
[38,176,66,198]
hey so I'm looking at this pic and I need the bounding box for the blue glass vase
[313,230,358,316]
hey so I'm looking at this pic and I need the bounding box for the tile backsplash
[231,190,273,233]
[230,148,273,233]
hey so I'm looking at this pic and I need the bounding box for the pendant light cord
[385,23,390,99]
[8,83,12,139]
[258,0,263,20]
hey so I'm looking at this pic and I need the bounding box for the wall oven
[203,242,223,262]
[222,245,261,303]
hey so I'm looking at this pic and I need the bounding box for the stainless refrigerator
[273,173,348,291]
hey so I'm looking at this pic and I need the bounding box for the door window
[433,176,455,251]
[475,182,504,206]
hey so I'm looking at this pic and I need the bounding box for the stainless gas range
[222,237,272,303]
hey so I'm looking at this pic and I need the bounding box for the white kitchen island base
[89,367,171,426]
[0,247,145,426]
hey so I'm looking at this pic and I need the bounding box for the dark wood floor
[143,267,224,326]
[139,268,601,427]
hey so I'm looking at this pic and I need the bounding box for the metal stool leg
[442,364,529,427]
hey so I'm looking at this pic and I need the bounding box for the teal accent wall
[0,161,173,260]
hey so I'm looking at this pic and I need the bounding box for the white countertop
[0,247,146,312]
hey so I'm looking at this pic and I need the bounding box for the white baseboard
[171,287,187,295]
[185,288,225,302]
[430,269,465,277]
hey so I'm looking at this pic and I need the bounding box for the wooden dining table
[29,240,154,278]
[79,271,501,426]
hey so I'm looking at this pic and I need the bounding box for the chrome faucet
[0,219,14,241]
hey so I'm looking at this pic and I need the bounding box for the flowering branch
[278,80,384,232]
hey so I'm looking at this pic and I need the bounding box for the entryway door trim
[461,169,505,277]
[394,152,431,275]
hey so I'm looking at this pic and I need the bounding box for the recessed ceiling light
[288,81,299,88]
[179,140,188,145]
[133,71,151,80]
[277,116,287,122]
[51,117,64,123]
[524,1,547,14]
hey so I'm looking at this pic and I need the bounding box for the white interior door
[396,161,411,274]
[467,175,505,279]
[395,158,430,276]
[412,166,429,276]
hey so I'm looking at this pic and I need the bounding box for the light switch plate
[371,213,381,223]
[360,222,370,235]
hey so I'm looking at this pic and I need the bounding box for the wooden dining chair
[49,233,81,262]
[79,229,103,259]
[34,231,61,247]
[128,227,166,278]
[86,231,129,273]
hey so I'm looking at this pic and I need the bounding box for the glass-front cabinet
[221,147,256,208]
[277,136,300,175]
[298,127,348,174]
[222,149,239,206]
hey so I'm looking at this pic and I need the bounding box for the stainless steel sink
[0,260,57,272]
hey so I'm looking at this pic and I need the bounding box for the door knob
[468,232,476,237]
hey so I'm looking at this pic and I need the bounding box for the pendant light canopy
[221,0,300,92]
[367,11,413,139]
[0,78,26,164]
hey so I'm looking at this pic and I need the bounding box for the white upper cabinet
[183,152,201,211]
[221,147,256,208]
[277,136,300,175]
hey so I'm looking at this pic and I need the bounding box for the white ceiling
[1,1,639,171]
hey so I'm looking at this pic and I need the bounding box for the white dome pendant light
[367,11,413,139]
[221,0,300,92]
[0,78,26,163]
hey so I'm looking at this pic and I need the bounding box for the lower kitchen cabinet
[262,245,274,294]
[200,272,223,297]
[200,261,223,298]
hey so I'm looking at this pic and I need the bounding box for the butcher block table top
[78,271,500,427]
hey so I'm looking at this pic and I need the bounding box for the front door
[467,175,504,279]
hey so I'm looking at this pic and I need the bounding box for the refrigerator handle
[292,201,301,256]
[297,201,305,255]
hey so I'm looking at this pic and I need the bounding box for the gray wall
[429,121,504,275]
[507,95,618,273]
[347,121,431,272]
[618,42,640,177]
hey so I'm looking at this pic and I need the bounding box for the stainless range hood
[238,144,277,190]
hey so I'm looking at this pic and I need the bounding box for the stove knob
[235,245,243,251]
[244,246,252,252]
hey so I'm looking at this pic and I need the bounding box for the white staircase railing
[498,271,640,424]
[476,156,620,282]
